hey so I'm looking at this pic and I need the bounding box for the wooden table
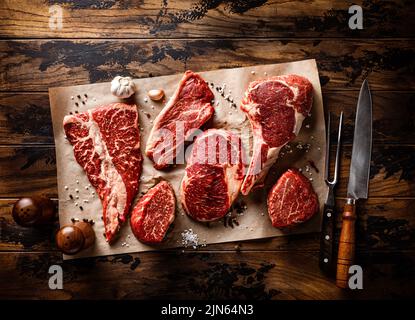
[0,0,414,299]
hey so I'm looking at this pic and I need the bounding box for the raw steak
[130,181,175,244]
[146,70,215,170]
[267,168,319,228]
[181,129,244,222]
[63,103,142,243]
[240,74,313,195]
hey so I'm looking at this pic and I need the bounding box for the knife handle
[319,202,336,276]
[336,199,356,288]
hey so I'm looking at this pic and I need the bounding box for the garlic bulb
[110,76,136,98]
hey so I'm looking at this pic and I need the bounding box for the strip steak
[146,70,215,170]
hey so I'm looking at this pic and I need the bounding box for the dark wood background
[0,0,414,299]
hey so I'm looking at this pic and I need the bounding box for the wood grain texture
[336,202,357,288]
[1,250,414,299]
[1,39,414,92]
[0,0,414,300]
[2,198,414,253]
[2,91,415,145]
[1,0,414,38]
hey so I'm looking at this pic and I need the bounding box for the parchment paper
[49,59,327,260]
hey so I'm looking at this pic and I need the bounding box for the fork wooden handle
[336,199,356,288]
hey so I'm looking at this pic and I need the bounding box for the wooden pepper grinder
[56,220,95,255]
[12,196,56,227]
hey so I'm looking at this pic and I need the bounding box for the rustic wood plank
[0,250,414,299]
[1,39,414,92]
[2,91,414,145]
[1,0,414,38]
[0,93,54,144]
[2,198,414,253]
[0,145,413,198]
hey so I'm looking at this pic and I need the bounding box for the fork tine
[332,111,343,184]
[324,112,331,183]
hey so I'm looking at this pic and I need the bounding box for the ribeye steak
[240,74,313,195]
[267,168,319,228]
[130,181,176,244]
[63,103,142,243]
[181,129,244,222]
[146,70,215,170]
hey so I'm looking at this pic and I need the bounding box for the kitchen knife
[336,79,372,288]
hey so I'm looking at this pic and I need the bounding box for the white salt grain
[181,229,199,249]
[251,71,255,75]
[64,186,68,190]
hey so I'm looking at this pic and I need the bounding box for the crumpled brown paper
[49,59,327,260]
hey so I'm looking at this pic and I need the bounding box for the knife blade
[347,79,372,200]
[336,79,372,288]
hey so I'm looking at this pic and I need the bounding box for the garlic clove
[148,89,164,101]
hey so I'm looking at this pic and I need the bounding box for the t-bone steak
[146,70,215,170]
[240,74,313,195]
[267,168,319,228]
[181,129,244,222]
[63,103,142,243]
[130,181,176,244]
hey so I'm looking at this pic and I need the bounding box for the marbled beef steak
[130,181,176,244]
[181,129,244,222]
[240,75,314,195]
[146,70,215,170]
[267,168,319,228]
[63,103,142,242]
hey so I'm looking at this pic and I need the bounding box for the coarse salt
[181,229,199,249]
